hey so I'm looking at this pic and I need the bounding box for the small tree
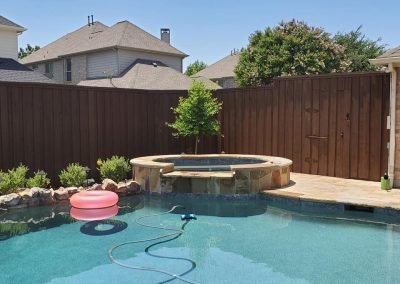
[334,26,386,72]
[185,60,207,76]
[18,44,40,59]
[168,81,222,154]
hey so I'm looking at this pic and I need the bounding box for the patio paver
[262,173,400,210]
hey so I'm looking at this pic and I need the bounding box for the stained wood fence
[218,72,390,181]
[0,71,390,183]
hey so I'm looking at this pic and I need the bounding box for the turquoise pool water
[1,196,400,284]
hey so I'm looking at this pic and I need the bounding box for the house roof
[195,52,241,80]
[21,21,187,64]
[370,46,400,66]
[0,15,26,32]
[0,58,55,83]
[78,59,220,90]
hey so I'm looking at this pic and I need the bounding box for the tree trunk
[195,135,199,154]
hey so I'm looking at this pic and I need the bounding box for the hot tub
[130,154,292,195]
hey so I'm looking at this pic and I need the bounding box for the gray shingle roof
[195,52,241,79]
[0,15,26,31]
[0,58,31,71]
[21,21,187,64]
[375,46,400,60]
[0,58,56,83]
[78,59,220,90]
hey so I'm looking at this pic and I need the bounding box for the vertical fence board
[0,72,389,183]
[358,76,371,179]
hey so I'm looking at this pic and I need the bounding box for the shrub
[59,163,87,187]
[26,171,51,188]
[0,164,29,195]
[98,156,131,182]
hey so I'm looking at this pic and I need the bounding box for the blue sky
[3,0,399,69]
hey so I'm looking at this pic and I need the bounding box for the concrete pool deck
[262,173,400,211]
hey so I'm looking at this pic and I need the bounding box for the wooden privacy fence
[0,71,390,183]
[218,72,390,181]
[0,84,216,183]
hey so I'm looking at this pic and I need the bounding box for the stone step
[162,171,234,179]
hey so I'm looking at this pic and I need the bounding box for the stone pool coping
[261,173,400,212]
[130,154,292,173]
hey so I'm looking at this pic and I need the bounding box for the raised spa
[131,154,292,195]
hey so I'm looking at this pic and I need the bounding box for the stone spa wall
[131,154,292,195]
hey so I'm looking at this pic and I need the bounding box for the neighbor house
[0,15,54,83]
[0,15,26,60]
[20,18,203,89]
[78,59,220,90]
[195,51,241,88]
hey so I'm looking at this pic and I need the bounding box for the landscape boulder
[102,179,118,192]
[65,187,79,196]
[88,183,102,191]
[54,188,69,201]
[0,193,21,207]
[126,180,142,195]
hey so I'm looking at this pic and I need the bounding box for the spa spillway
[130,154,292,195]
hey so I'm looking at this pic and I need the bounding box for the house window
[65,58,72,82]
[45,62,53,78]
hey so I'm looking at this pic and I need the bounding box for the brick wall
[70,55,87,84]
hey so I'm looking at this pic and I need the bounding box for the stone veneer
[131,154,292,195]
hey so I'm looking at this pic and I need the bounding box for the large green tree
[235,20,347,86]
[18,44,40,59]
[334,26,386,72]
[185,60,207,76]
[168,81,222,154]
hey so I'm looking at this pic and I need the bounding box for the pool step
[173,165,231,171]
[162,171,234,179]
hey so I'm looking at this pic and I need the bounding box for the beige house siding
[87,50,118,78]
[0,29,18,59]
[117,49,182,73]
[394,68,400,186]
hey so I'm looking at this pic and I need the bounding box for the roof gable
[0,15,26,31]
[195,52,241,79]
[21,20,187,64]
[376,46,400,60]
[20,22,108,64]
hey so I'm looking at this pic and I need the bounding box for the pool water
[1,196,400,284]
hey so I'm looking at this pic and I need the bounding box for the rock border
[0,179,142,210]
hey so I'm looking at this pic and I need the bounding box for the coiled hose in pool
[108,205,199,284]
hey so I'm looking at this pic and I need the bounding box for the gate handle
[306,135,328,139]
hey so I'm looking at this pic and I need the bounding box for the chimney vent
[160,28,170,44]
[91,15,94,25]
[88,16,90,26]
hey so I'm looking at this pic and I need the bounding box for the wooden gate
[217,72,390,181]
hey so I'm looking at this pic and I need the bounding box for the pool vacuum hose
[108,205,199,284]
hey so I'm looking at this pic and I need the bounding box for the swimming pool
[1,195,400,284]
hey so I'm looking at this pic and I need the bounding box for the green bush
[98,156,131,182]
[59,163,87,187]
[0,164,29,195]
[26,171,51,188]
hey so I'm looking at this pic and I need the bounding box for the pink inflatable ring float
[70,190,119,209]
[70,205,119,221]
